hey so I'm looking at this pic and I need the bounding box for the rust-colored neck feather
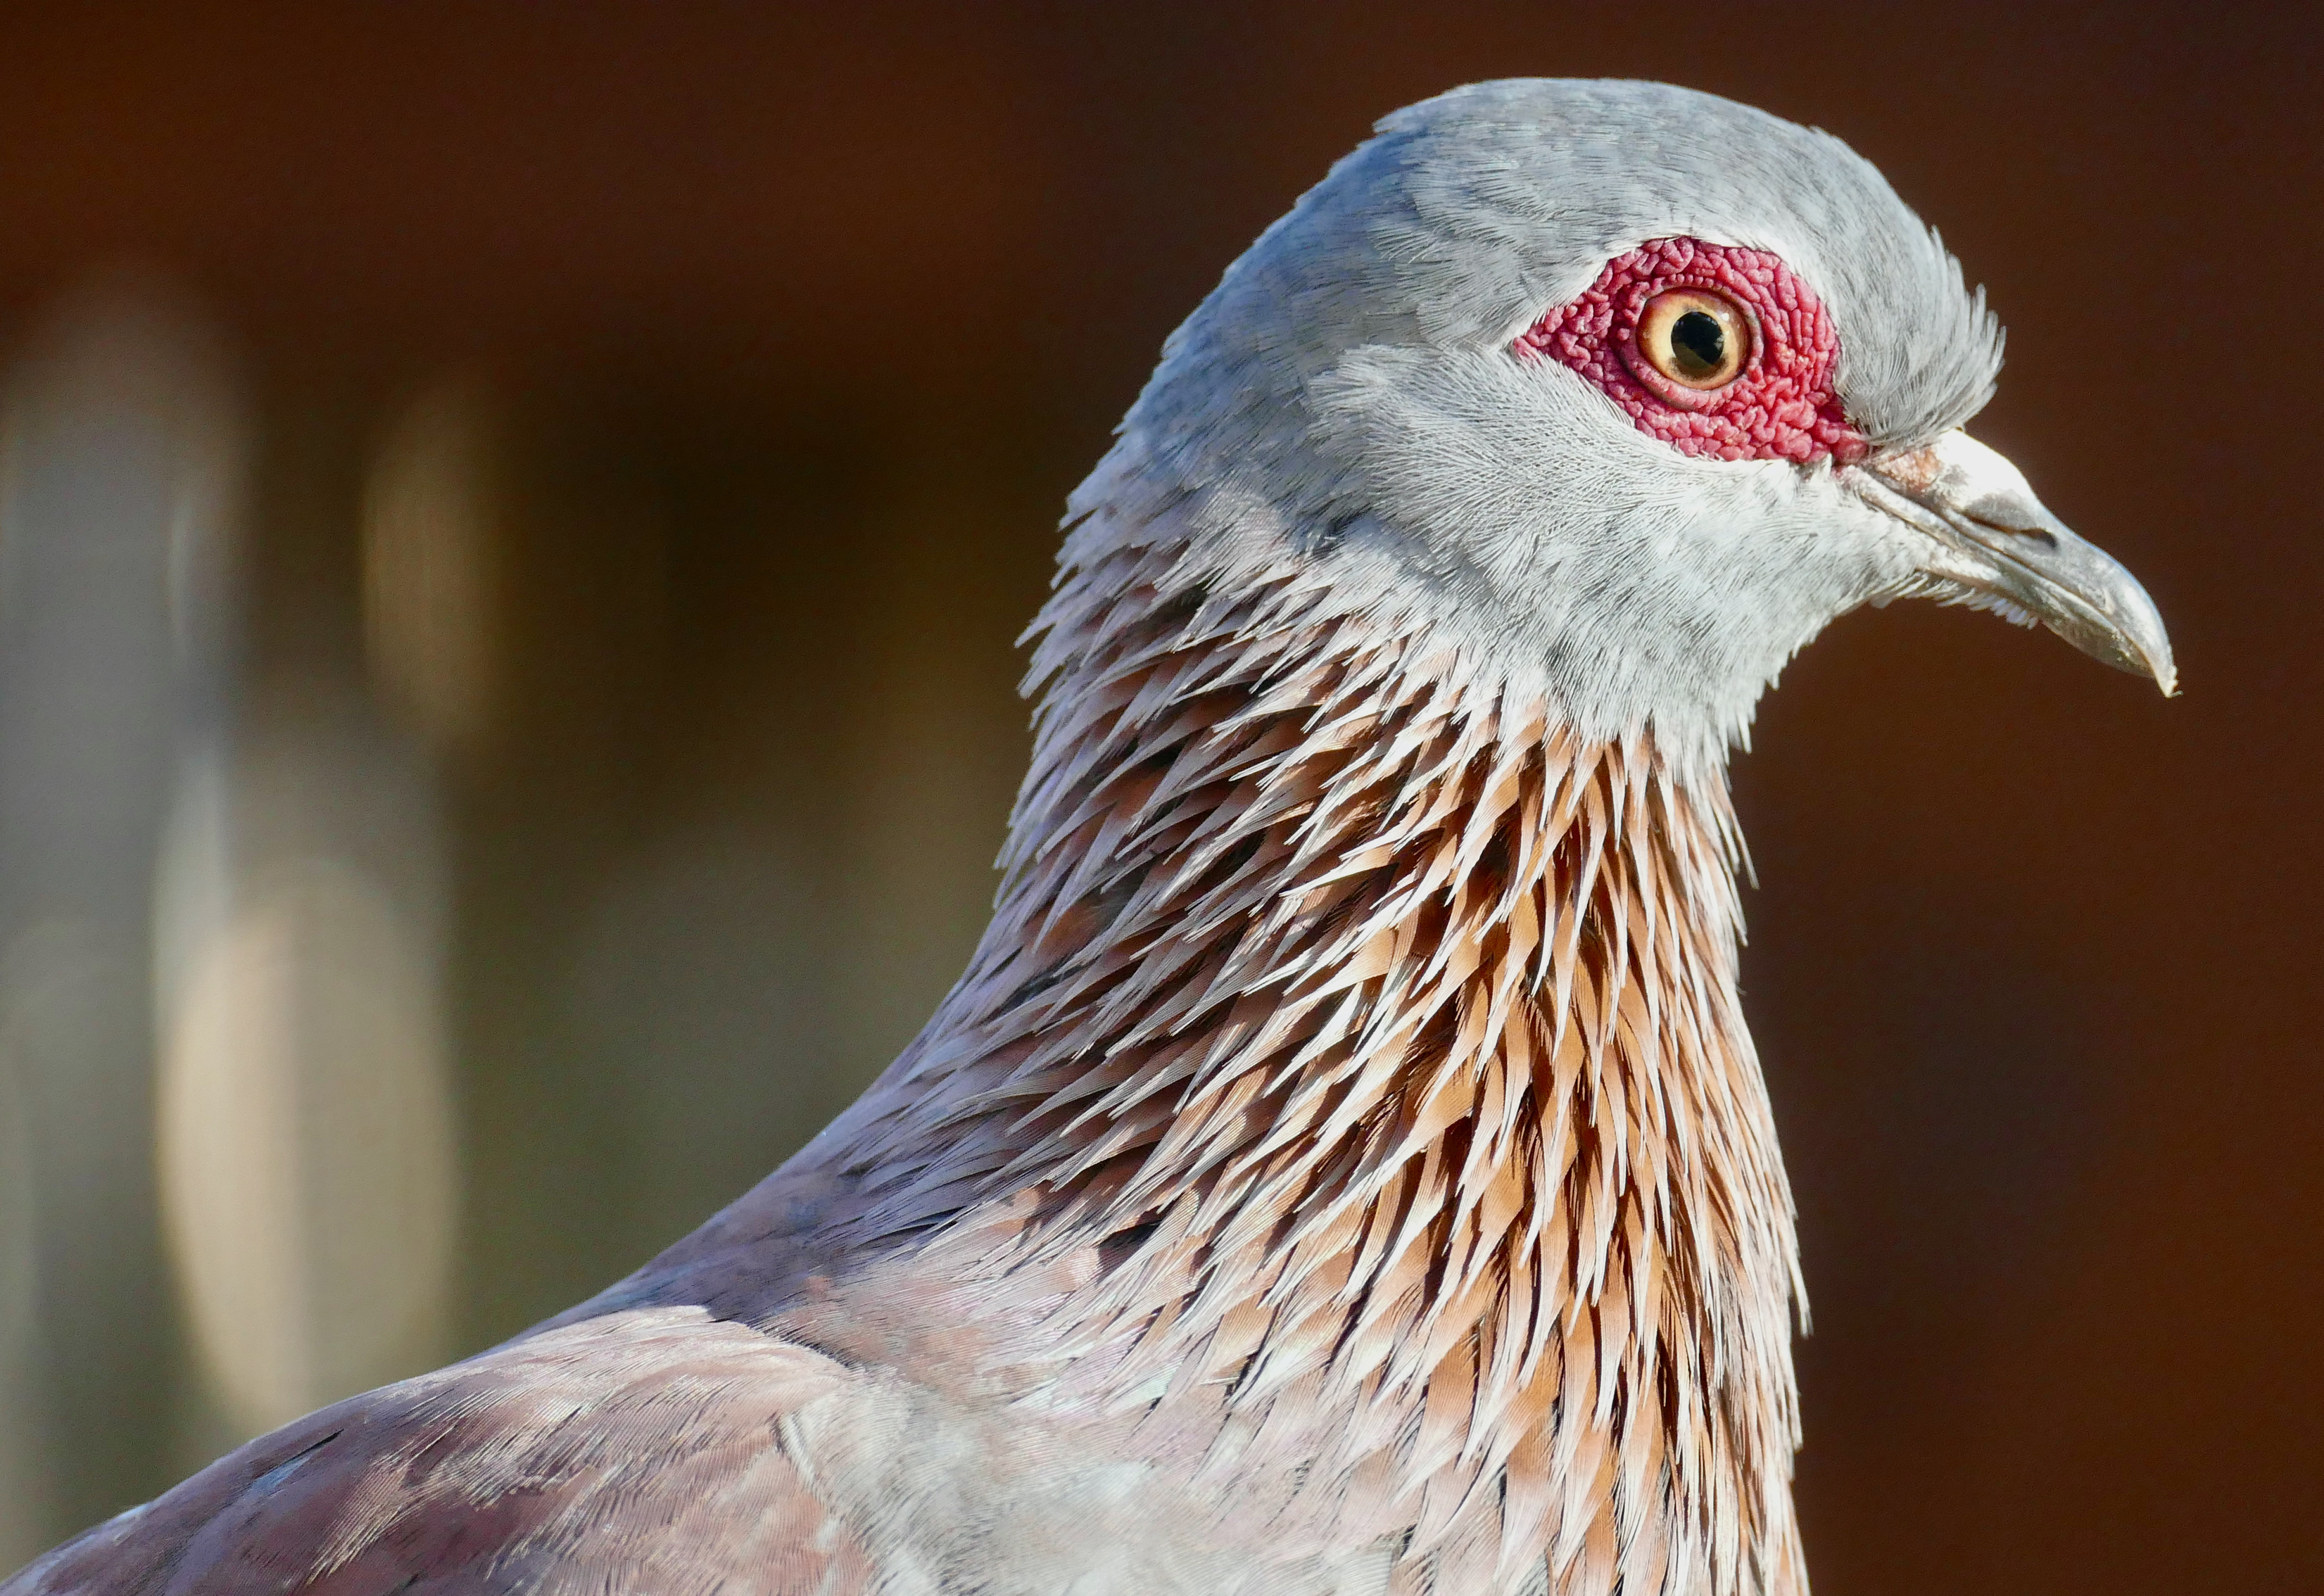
[808,530,1806,1595]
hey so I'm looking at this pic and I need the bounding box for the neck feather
[801,513,1806,1595]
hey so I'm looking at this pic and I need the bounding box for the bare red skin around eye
[1513,237,1870,466]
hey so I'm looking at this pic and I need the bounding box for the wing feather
[5,1310,871,1596]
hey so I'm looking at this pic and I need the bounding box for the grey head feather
[1072,78,2008,778]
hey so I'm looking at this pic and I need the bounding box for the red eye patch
[1512,237,1868,466]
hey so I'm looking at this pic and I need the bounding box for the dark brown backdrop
[0,4,2314,1592]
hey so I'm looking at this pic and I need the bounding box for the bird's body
[5,79,2171,1596]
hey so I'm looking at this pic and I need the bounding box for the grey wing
[1,1309,878,1596]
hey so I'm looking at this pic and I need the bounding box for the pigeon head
[1085,78,2174,775]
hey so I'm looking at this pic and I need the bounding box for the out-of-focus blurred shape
[155,729,457,1438]
[363,377,503,760]
[0,274,241,1560]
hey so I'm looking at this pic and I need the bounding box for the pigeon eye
[1638,290,1749,389]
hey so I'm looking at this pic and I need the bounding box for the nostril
[1962,508,2059,548]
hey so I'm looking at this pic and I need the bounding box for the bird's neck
[801,530,1806,1593]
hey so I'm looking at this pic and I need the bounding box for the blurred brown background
[0,2,2314,1591]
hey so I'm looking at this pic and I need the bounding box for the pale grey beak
[1848,430,2178,695]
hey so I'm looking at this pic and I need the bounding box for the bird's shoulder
[3,1307,879,1596]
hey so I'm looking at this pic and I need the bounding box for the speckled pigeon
[5,78,2172,1596]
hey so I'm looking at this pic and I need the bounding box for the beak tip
[2124,639,2176,698]
[2133,623,2177,700]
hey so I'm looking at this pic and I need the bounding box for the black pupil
[1669,310,1726,377]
